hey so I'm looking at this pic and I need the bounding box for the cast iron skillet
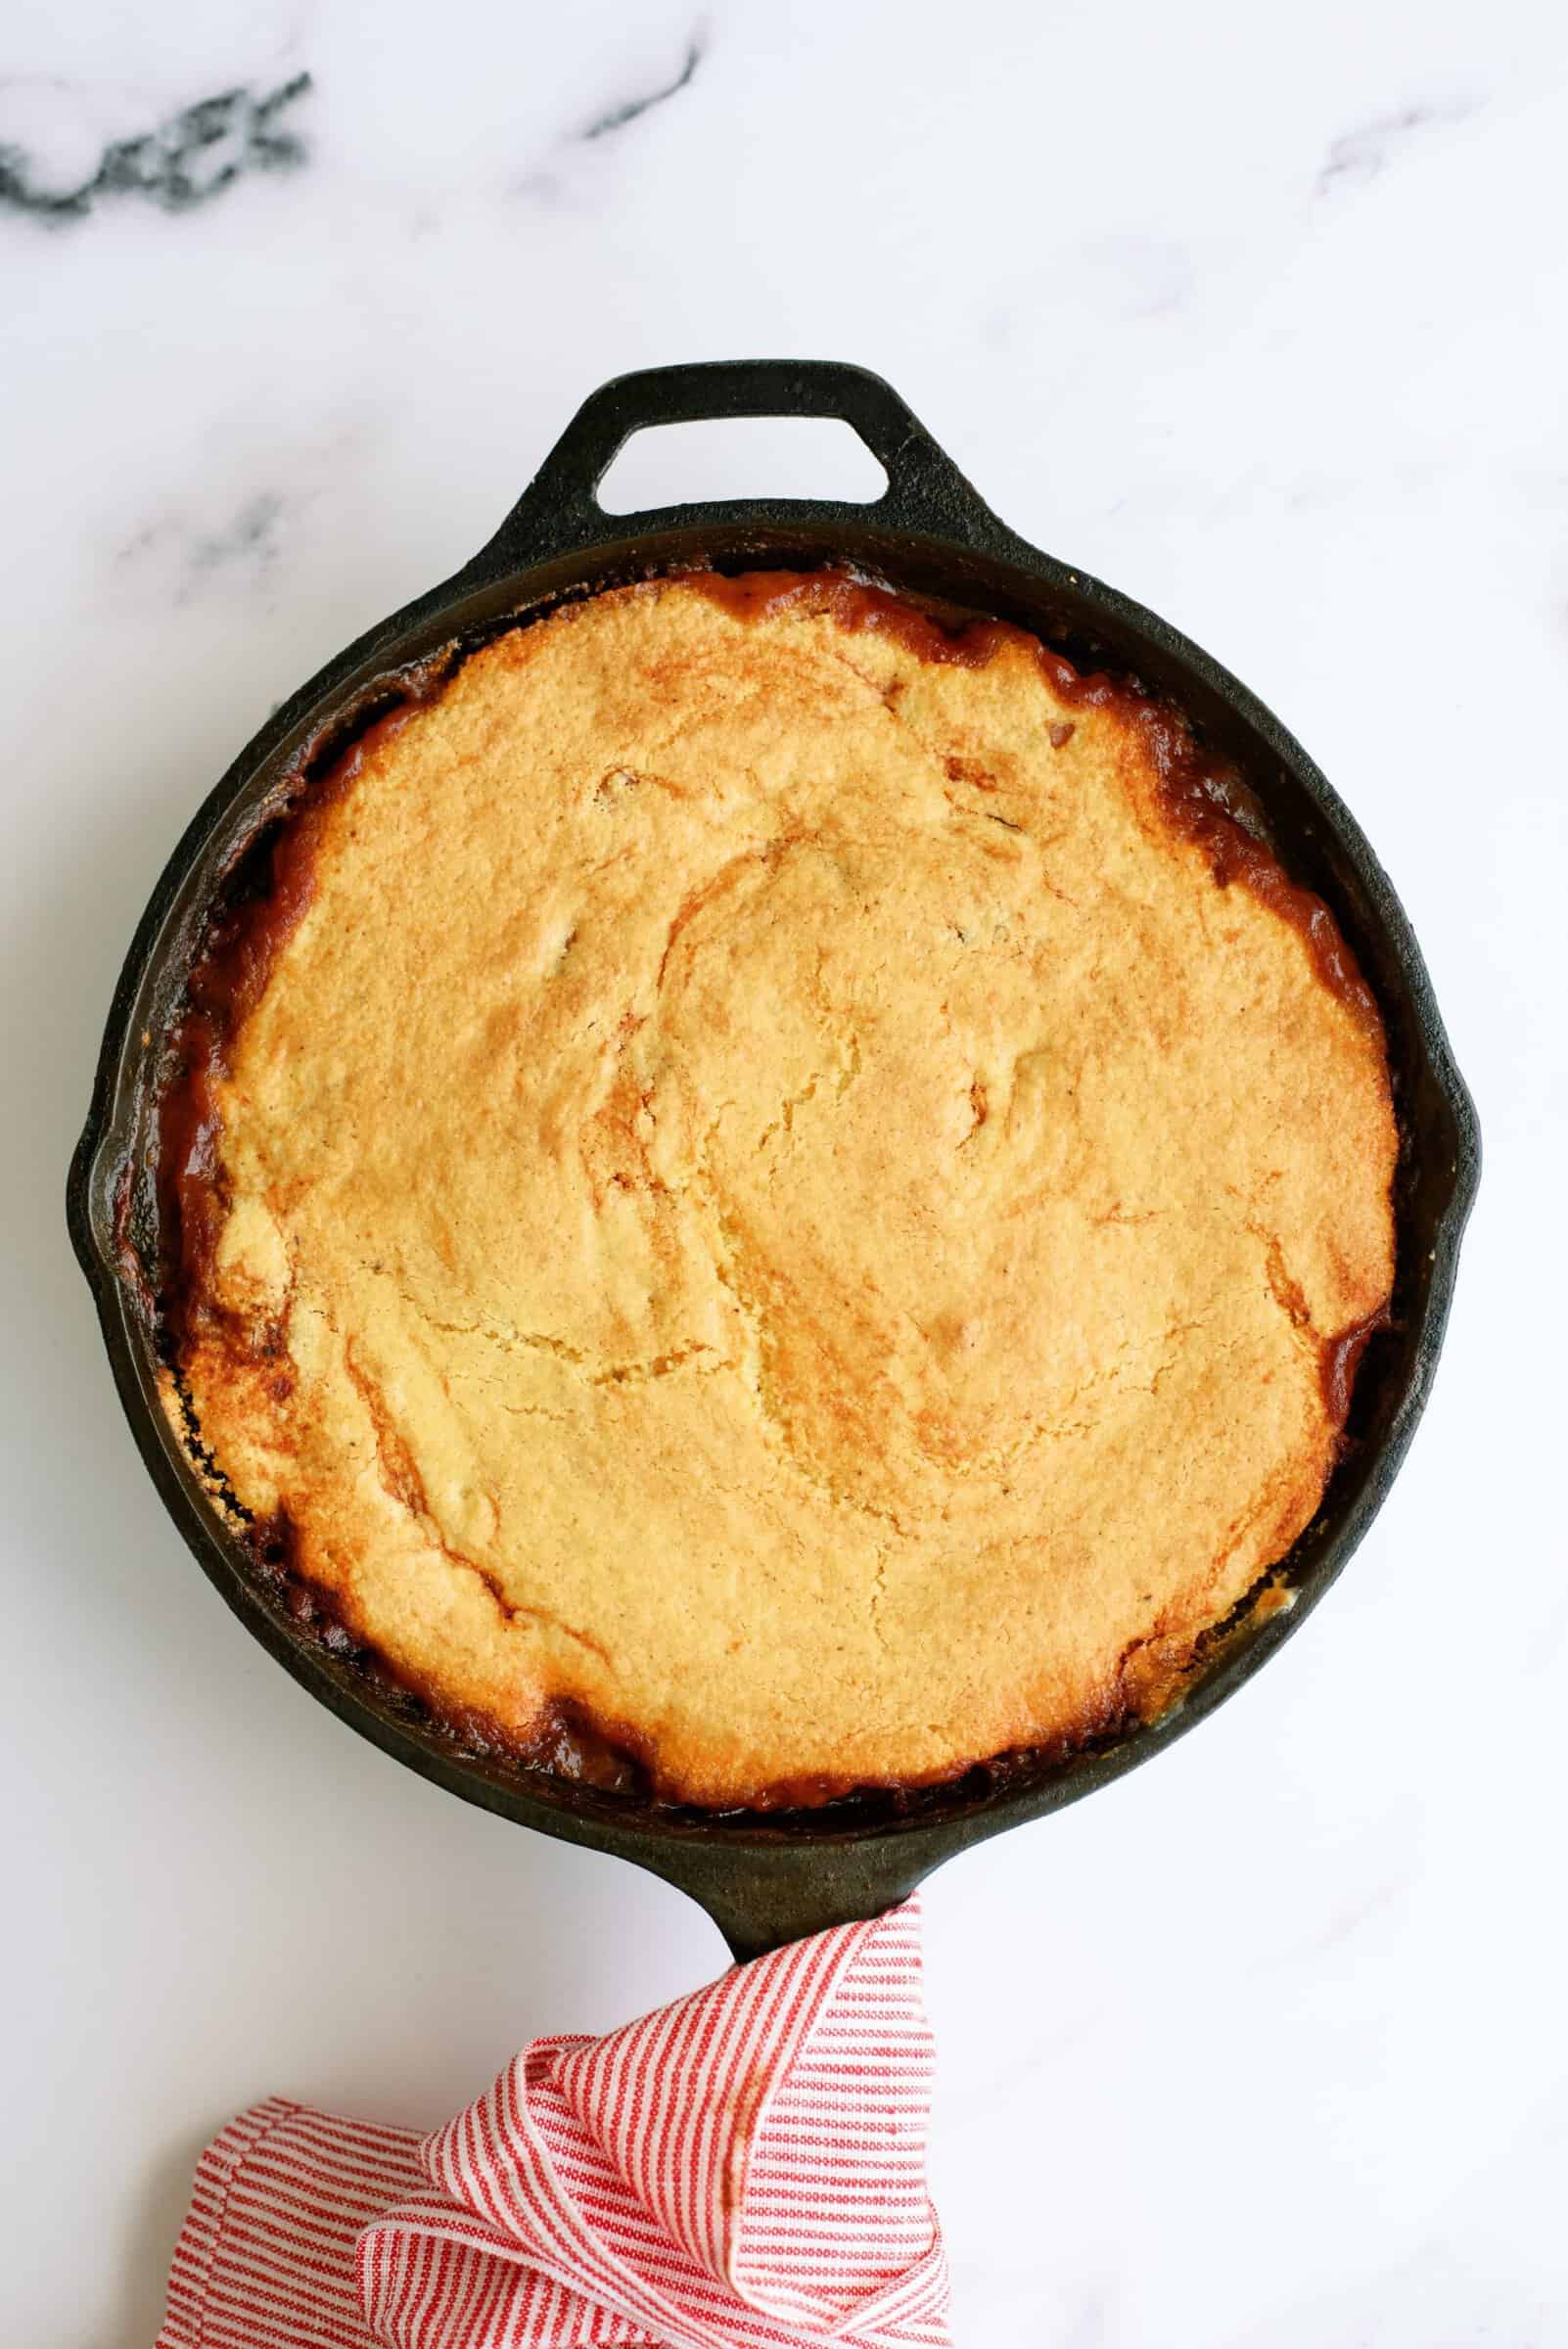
[69,359,1479,1959]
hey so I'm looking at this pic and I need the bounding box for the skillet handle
[473,357,1009,569]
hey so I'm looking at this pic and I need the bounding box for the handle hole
[595,416,888,514]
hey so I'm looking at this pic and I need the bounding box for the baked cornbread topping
[157,572,1397,1808]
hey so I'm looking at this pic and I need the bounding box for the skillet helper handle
[478,355,1007,565]
[641,1834,934,1967]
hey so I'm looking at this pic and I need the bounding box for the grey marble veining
[580,34,703,142]
[1315,96,1482,197]
[0,71,310,221]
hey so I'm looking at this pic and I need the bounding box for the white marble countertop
[5,3,1566,2341]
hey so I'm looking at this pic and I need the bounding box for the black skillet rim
[68,361,1480,1958]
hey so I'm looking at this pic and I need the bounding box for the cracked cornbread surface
[166,573,1397,1805]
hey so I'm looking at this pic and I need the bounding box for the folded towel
[157,1896,947,2348]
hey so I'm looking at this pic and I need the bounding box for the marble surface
[4,2,1566,2340]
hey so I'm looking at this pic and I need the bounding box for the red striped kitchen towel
[157,1896,947,2349]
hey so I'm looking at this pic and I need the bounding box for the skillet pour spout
[69,359,1480,1960]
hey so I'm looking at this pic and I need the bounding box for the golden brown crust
[161,574,1397,1806]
